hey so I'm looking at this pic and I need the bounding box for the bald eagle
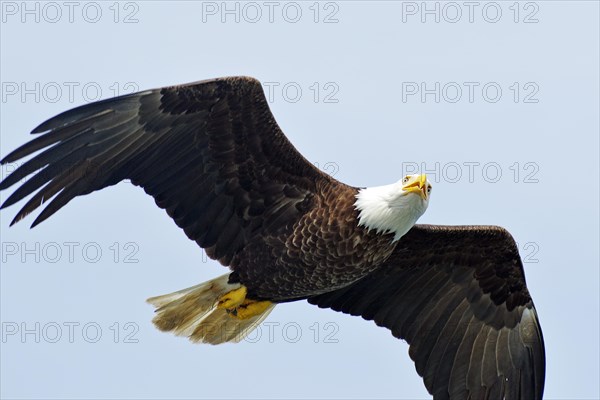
[0,77,544,400]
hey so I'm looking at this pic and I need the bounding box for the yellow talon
[229,300,273,320]
[217,286,272,320]
[217,286,247,309]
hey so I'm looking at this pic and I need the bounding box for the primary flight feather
[0,76,545,400]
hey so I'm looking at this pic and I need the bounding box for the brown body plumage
[230,184,397,301]
[0,76,545,400]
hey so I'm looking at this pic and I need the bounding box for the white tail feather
[147,273,275,344]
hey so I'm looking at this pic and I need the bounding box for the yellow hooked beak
[402,174,428,200]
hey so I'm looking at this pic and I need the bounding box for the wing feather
[0,77,342,269]
[308,224,545,400]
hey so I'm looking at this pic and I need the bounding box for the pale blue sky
[1,1,599,399]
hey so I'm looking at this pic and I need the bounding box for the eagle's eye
[402,176,410,184]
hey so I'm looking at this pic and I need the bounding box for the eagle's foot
[216,286,247,309]
[225,299,273,320]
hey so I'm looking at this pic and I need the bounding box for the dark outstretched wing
[0,76,341,265]
[308,225,545,400]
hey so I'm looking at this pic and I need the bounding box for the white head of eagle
[354,174,432,242]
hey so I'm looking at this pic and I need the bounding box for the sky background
[1,1,599,399]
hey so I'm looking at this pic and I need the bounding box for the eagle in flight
[0,77,545,400]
